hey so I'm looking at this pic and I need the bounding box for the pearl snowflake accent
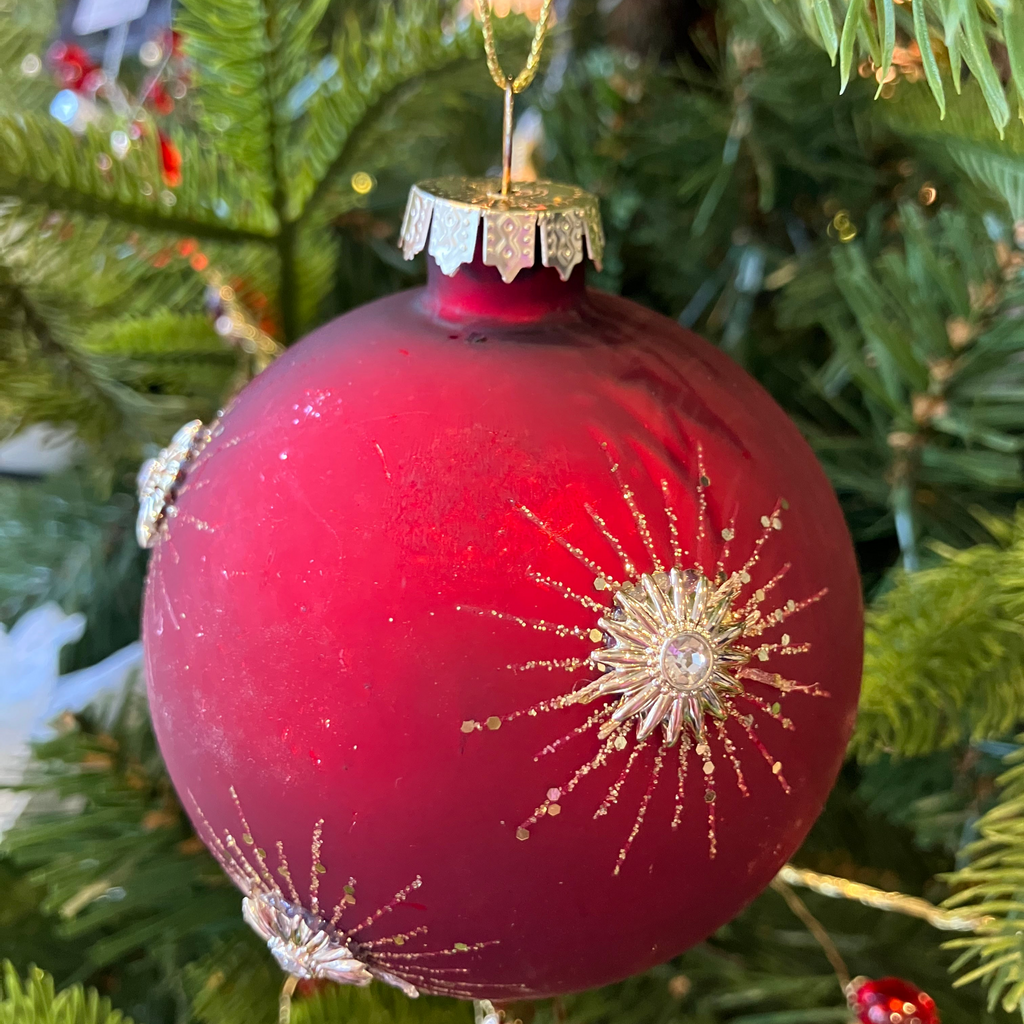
[136,419,209,548]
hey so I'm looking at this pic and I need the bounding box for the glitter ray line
[372,940,497,960]
[735,503,783,581]
[660,478,685,566]
[585,502,637,578]
[613,745,667,875]
[671,735,691,830]
[527,570,608,613]
[275,840,301,904]
[694,444,710,571]
[535,706,611,759]
[456,604,587,640]
[504,656,590,674]
[517,502,618,583]
[327,876,357,928]
[309,818,325,914]
[516,732,623,839]
[594,738,648,818]
[716,719,749,797]
[743,640,813,661]
[736,717,792,794]
[359,925,429,949]
[744,588,828,637]
[604,445,665,573]
[229,786,277,888]
[738,563,792,616]
[343,876,423,938]
[716,518,737,579]
[737,666,828,697]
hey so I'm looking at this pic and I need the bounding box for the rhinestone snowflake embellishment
[461,442,829,874]
[136,419,209,548]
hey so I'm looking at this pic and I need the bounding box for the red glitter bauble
[143,234,862,998]
[851,977,940,1024]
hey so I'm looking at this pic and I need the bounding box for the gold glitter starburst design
[188,788,526,1000]
[136,419,210,548]
[460,442,829,874]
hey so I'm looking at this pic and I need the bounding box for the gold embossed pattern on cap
[399,176,605,284]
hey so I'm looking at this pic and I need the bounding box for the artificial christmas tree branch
[944,737,1024,1015]
[852,507,1024,760]
[0,961,134,1024]
[0,1,502,441]
[0,114,278,239]
[753,0,1023,132]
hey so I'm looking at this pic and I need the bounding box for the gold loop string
[278,975,298,1024]
[477,0,554,94]
[770,877,851,992]
[476,0,554,194]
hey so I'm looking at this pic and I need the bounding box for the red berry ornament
[141,179,863,999]
[851,977,940,1024]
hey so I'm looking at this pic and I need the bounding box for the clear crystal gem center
[660,632,714,691]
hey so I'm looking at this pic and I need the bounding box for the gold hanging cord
[770,877,851,992]
[476,0,554,195]
[278,975,298,1024]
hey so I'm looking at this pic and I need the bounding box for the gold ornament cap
[399,176,605,284]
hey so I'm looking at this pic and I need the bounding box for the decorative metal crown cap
[399,176,604,284]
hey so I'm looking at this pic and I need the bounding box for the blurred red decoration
[851,977,940,1024]
[48,42,99,92]
[168,29,185,58]
[159,131,182,187]
[149,79,175,115]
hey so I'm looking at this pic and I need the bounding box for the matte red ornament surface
[143,252,862,998]
[851,977,940,1024]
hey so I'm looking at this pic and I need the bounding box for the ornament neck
[424,254,585,324]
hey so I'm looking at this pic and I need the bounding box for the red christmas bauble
[851,977,940,1024]
[142,186,862,1000]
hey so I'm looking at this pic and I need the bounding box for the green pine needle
[0,961,133,1024]
[852,507,1024,760]
[751,0,1023,130]
[944,738,1024,1016]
